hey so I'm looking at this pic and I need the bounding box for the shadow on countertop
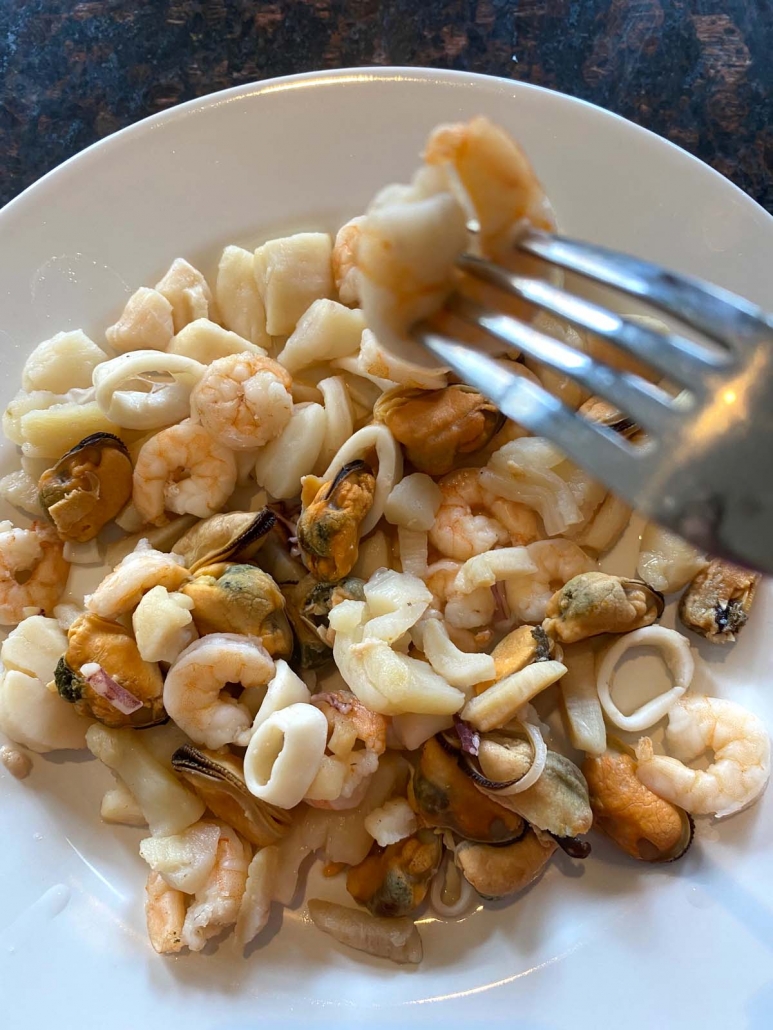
[0,0,770,211]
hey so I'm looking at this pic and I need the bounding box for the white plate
[1,68,772,1030]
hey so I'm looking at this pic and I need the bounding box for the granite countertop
[0,0,770,212]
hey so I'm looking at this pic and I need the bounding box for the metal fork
[415,229,773,574]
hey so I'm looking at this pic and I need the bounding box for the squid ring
[597,625,694,733]
[244,703,328,809]
[94,350,205,430]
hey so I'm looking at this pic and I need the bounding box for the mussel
[408,736,525,844]
[296,461,376,583]
[468,735,593,839]
[583,745,694,862]
[474,624,558,695]
[254,523,307,586]
[346,829,442,918]
[679,558,758,643]
[282,574,365,669]
[181,562,292,657]
[55,612,164,728]
[455,829,557,900]
[171,509,276,574]
[38,433,133,542]
[282,585,332,667]
[171,744,293,846]
[373,385,504,475]
[543,572,664,644]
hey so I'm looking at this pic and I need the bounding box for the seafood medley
[0,117,768,966]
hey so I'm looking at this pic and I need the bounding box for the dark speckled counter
[0,1,770,212]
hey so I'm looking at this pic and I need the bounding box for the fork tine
[415,327,643,495]
[516,230,773,353]
[457,253,726,387]
[450,296,679,431]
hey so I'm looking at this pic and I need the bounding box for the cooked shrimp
[307,750,381,810]
[428,468,540,561]
[191,352,293,450]
[505,538,595,624]
[181,823,250,952]
[0,520,70,625]
[424,115,555,261]
[424,117,556,329]
[425,560,494,652]
[86,540,189,618]
[307,690,388,810]
[145,870,185,955]
[356,118,556,363]
[356,163,469,365]
[636,695,771,818]
[132,421,237,526]
[313,689,388,757]
[163,633,274,749]
[445,587,497,634]
[332,216,364,305]
[424,560,461,611]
